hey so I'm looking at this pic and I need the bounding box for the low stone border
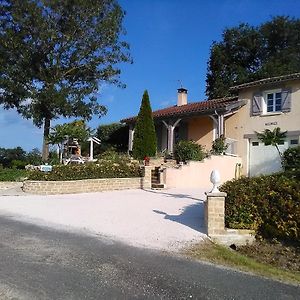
[23,166,153,195]
[23,177,145,195]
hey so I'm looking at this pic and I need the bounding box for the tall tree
[206,16,300,99]
[132,90,157,160]
[0,0,131,161]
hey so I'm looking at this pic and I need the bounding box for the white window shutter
[252,93,262,116]
[281,88,292,113]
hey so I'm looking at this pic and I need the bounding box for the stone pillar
[204,192,226,236]
[142,166,152,189]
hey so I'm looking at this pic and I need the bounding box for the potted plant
[144,156,150,166]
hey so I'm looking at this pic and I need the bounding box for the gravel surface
[0,188,207,251]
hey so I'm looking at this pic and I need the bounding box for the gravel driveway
[0,188,207,251]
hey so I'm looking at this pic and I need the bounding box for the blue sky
[1,0,300,151]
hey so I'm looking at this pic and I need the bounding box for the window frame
[262,89,282,115]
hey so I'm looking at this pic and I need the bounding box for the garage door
[249,137,299,177]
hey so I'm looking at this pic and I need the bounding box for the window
[252,141,259,146]
[252,88,291,116]
[290,139,299,145]
[265,91,282,113]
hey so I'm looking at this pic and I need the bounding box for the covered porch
[122,88,246,156]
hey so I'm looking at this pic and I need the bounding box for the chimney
[177,87,188,106]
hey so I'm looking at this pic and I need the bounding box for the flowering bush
[28,160,142,181]
[220,172,300,243]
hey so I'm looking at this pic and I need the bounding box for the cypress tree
[132,90,157,160]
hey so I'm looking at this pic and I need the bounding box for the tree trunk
[42,118,51,162]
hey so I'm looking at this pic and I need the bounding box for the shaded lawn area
[185,240,300,285]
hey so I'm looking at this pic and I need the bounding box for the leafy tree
[48,120,91,163]
[0,0,131,161]
[132,90,157,160]
[0,146,26,168]
[256,127,287,157]
[206,16,300,98]
[26,148,42,165]
[96,122,128,153]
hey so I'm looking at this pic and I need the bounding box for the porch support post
[128,124,134,152]
[219,114,224,136]
[162,119,181,154]
[209,115,218,140]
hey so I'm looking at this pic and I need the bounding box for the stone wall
[22,166,153,195]
[23,177,144,195]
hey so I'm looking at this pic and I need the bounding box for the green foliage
[174,140,205,162]
[26,148,42,165]
[220,173,300,243]
[211,136,228,155]
[282,147,300,171]
[0,147,27,168]
[48,120,91,147]
[98,149,131,163]
[206,16,300,98]
[0,169,27,181]
[0,0,131,160]
[256,127,287,157]
[28,161,141,181]
[132,90,157,159]
[48,151,60,166]
[11,160,27,170]
[96,123,129,153]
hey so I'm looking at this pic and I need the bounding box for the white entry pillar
[162,119,181,154]
[128,124,135,152]
[88,137,101,160]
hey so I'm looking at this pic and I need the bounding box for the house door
[249,137,298,176]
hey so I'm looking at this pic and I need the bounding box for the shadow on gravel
[153,202,205,233]
[144,189,204,201]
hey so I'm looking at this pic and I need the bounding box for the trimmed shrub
[0,169,28,181]
[27,160,142,181]
[174,140,205,162]
[282,146,300,171]
[132,90,157,160]
[220,173,300,243]
[211,135,228,155]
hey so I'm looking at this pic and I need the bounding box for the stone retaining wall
[23,166,153,195]
[23,177,144,195]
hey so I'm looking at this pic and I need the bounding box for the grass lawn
[185,241,300,285]
[0,169,28,181]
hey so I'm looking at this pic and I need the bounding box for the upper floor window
[252,88,292,116]
[265,90,282,113]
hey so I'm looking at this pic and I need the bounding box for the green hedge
[220,172,300,243]
[27,161,142,181]
[0,169,28,181]
[282,146,300,171]
[174,140,205,162]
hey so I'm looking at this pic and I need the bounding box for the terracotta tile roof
[121,96,241,123]
[230,72,300,91]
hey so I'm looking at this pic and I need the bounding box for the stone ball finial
[210,169,221,193]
